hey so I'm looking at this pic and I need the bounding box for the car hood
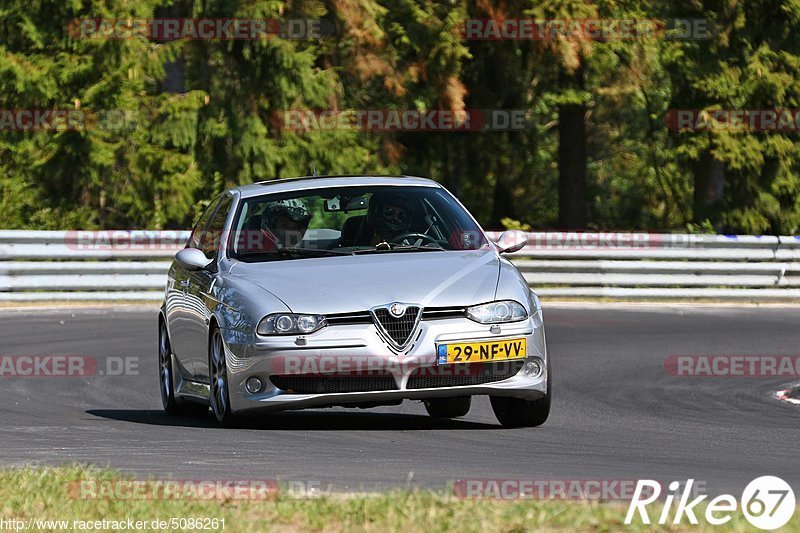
[228,248,500,314]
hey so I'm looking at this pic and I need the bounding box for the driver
[260,199,312,250]
[365,191,415,245]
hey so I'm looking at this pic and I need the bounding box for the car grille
[324,311,372,325]
[406,360,524,389]
[270,374,398,394]
[324,307,465,327]
[372,306,421,347]
[421,307,466,320]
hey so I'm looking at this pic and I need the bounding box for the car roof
[233,175,441,199]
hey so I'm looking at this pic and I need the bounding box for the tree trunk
[157,3,187,93]
[558,102,587,228]
[490,176,515,230]
[692,150,725,227]
[162,58,185,93]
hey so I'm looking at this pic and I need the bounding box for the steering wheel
[393,233,441,247]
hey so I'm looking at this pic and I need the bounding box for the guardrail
[0,230,799,301]
[0,230,184,301]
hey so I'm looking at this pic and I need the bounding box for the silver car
[158,176,550,427]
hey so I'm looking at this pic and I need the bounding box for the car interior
[230,187,487,258]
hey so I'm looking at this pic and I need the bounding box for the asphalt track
[1,304,799,495]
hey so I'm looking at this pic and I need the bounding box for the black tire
[159,319,208,417]
[490,395,549,428]
[424,396,472,418]
[490,363,551,428]
[209,326,237,427]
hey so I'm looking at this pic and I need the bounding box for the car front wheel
[209,327,236,426]
[159,320,207,417]
[490,395,550,428]
[424,396,472,418]
[490,364,551,428]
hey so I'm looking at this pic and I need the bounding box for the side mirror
[175,248,213,271]
[496,230,528,254]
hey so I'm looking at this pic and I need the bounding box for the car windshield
[228,185,489,262]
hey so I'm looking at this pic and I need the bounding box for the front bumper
[222,316,548,414]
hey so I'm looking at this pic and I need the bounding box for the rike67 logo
[625,477,795,530]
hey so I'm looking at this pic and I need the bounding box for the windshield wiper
[352,244,445,255]
[274,247,352,258]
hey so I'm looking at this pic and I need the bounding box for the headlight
[466,300,528,324]
[257,314,327,335]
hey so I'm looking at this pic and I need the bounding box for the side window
[188,198,221,250]
[199,195,233,260]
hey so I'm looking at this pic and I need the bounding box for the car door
[168,197,220,378]
[185,194,234,382]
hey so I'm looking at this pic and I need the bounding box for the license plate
[437,338,527,365]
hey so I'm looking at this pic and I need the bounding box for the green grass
[0,466,797,532]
